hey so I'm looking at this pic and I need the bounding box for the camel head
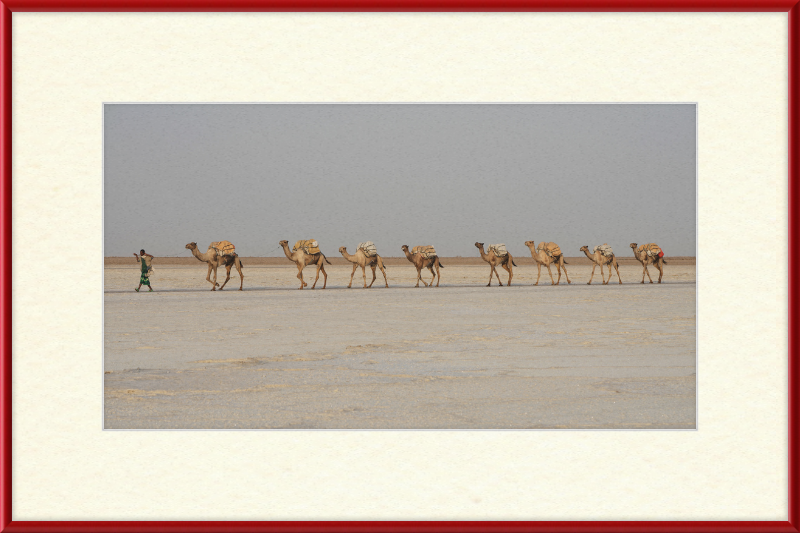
[185,242,197,250]
[475,242,484,249]
[630,243,638,250]
[524,240,535,248]
[338,246,348,254]
[401,245,409,252]
[279,240,289,247]
[580,246,589,253]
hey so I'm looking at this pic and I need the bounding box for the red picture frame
[1,2,797,532]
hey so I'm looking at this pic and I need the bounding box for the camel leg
[218,264,232,290]
[236,258,244,290]
[535,263,542,286]
[493,265,504,286]
[211,264,221,291]
[415,266,426,287]
[427,265,436,287]
[434,264,440,287]
[368,264,377,288]
[311,262,322,289]
[206,263,220,290]
[361,264,368,288]
[320,264,327,289]
[377,261,388,288]
[487,265,495,287]
[614,262,623,284]
[641,264,653,284]
[348,263,357,288]
[588,263,597,285]
[548,264,557,285]
[502,262,512,286]
[296,263,307,289]
[205,263,216,290]
[656,262,663,283]
[561,259,572,284]
[600,263,607,285]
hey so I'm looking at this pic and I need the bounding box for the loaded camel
[630,243,666,284]
[401,245,444,287]
[475,243,516,286]
[339,246,389,288]
[279,240,331,289]
[524,241,572,285]
[580,245,622,285]
[185,242,244,291]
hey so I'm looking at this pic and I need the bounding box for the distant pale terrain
[104,263,695,429]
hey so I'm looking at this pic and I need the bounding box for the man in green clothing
[133,249,154,292]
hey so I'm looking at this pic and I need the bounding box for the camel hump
[358,241,378,257]
[293,239,320,254]
[209,241,236,257]
[412,245,436,258]
[488,244,508,257]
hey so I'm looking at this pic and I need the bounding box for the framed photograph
[3,1,796,531]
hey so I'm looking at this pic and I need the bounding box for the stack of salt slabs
[358,242,378,257]
[537,242,562,258]
[593,243,614,256]
[412,245,437,258]
[638,243,663,258]
[487,244,508,256]
[293,240,320,254]
[209,241,236,257]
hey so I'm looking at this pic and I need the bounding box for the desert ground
[104,257,696,429]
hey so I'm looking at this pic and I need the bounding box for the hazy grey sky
[104,103,696,257]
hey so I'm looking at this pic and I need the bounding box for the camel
[630,243,666,284]
[475,243,517,286]
[339,246,389,288]
[523,241,572,285]
[580,245,622,285]
[401,245,445,287]
[185,242,244,291]
[279,240,331,289]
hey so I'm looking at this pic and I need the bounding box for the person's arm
[144,253,154,259]
[134,253,141,262]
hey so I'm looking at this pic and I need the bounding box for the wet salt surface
[104,265,696,429]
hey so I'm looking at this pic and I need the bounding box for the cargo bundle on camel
[630,243,667,284]
[402,244,445,287]
[185,241,244,291]
[524,240,571,285]
[339,242,389,289]
[475,242,517,287]
[580,243,622,285]
[280,239,331,289]
[209,240,236,258]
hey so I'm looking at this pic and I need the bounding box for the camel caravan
[171,239,668,291]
